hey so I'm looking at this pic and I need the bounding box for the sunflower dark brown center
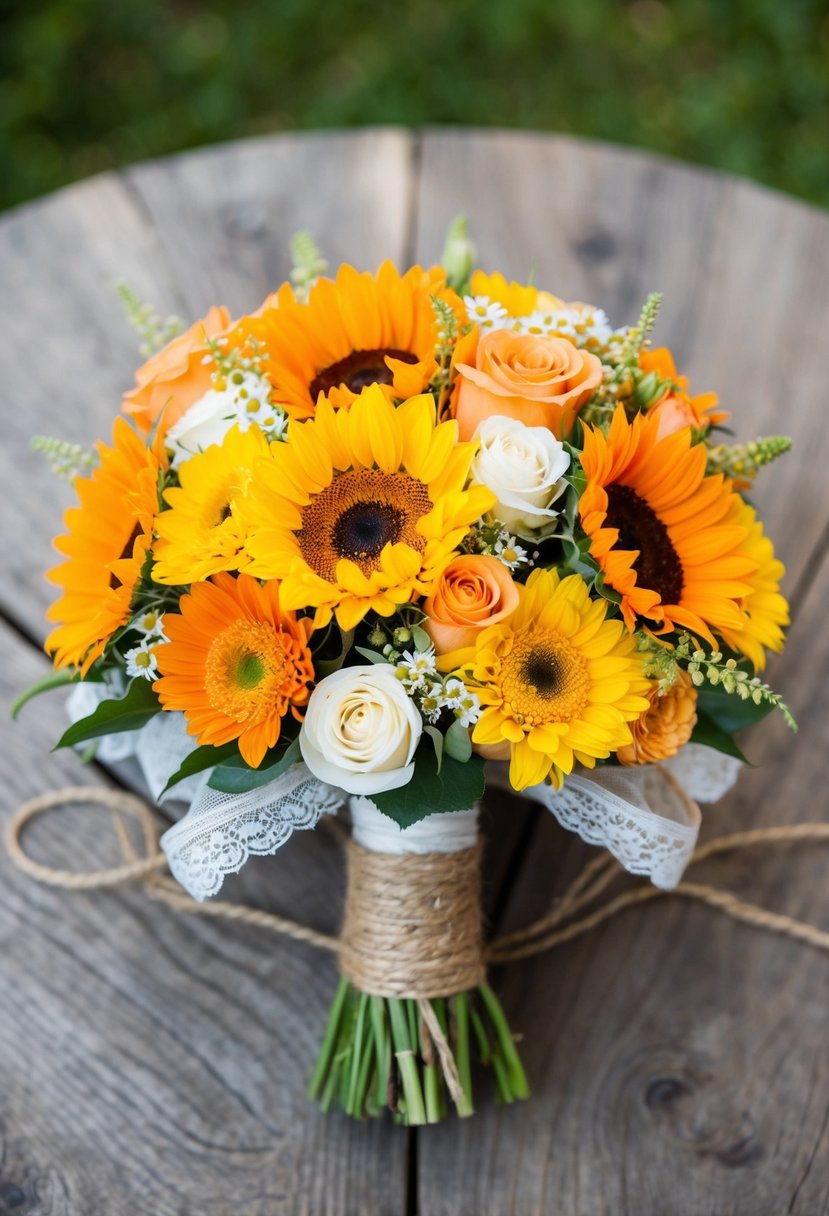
[309,348,418,399]
[520,648,563,698]
[110,523,142,589]
[298,469,433,581]
[605,483,684,605]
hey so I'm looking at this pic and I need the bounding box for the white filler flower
[299,665,423,796]
[470,414,570,539]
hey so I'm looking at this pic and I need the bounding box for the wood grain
[412,128,829,1216]
[2,127,829,1214]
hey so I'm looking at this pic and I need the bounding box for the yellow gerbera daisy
[249,261,458,419]
[46,418,161,675]
[153,424,270,586]
[241,385,495,631]
[718,501,789,671]
[155,572,315,767]
[579,406,757,645]
[444,566,650,791]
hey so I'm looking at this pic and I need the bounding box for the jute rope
[6,785,829,970]
[338,839,486,999]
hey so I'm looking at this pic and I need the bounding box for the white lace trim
[160,764,343,901]
[663,743,743,804]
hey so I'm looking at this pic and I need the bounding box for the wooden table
[1,128,828,1216]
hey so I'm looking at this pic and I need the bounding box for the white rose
[469,415,571,538]
[165,370,283,466]
[299,665,422,795]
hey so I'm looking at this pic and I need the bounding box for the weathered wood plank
[0,128,420,1214]
[414,129,829,1215]
[0,128,416,641]
[413,129,829,594]
[1,626,407,1215]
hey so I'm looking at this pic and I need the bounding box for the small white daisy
[395,648,438,692]
[132,609,169,642]
[493,533,530,571]
[463,295,510,330]
[125,640,161,681]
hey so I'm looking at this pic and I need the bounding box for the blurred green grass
[3,0,828,212]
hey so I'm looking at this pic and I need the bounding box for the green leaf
[55,679,161,749]
[354,647,391,665]
[691,710,749,763]
[696,686,775,734]
[208,736,302,794]
[411,625,432,653]
[423,724,444,773]
[11,668,81,720]
[370,749,485,829]
[444,717,472,763]
[161,741,240,795]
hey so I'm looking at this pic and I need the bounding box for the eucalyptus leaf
[354,647,391,665]
[411,625,433,653]
[444,718,472,763]
[423,724,444,773]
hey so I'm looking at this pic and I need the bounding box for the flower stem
[307,975,349,1100]
[479,982,530,1100]
[387,997,427,1126]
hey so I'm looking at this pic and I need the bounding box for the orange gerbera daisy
[579,407,757,644]
[155,573,315,767]
[718,501,789,671]
[249,261,459,419]
[46,419,161,675]
[640,347,729,437]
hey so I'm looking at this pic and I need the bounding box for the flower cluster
[35,239,794,820]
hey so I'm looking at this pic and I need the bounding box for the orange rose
[453,329,603,441]
[640,348,728,439]
[423,555,519,653]
[123,305,232,434]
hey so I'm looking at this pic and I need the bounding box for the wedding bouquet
[18,224,794,1124]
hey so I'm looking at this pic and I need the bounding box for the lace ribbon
[65,689,742,899]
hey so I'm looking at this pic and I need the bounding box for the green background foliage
[3,0,828,212]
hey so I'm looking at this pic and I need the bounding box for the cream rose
[469,415,570,538]
[453,328,603,440]
[299,665,422,795]
[165,370,282,466]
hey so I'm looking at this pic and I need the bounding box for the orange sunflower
[579,406,757,644]
[718,501,789,671]
[46,419,161,675]
[247,261,459,419]
[154,573,315,766]
[640,348,729,437]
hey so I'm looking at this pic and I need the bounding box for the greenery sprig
[116,281,181,356]
[30,435,97,481]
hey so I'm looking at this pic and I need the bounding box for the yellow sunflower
[154,572,315,767]
[468,270,564,317]
[249,261,459,419]
[443,566,650,791]
[579,406,757,644]
[152,424,270,586]
[718,501,789,671]
[241,385,495,630]
[46,418,161,675]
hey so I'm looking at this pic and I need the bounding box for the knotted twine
[7,782,829,1101]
